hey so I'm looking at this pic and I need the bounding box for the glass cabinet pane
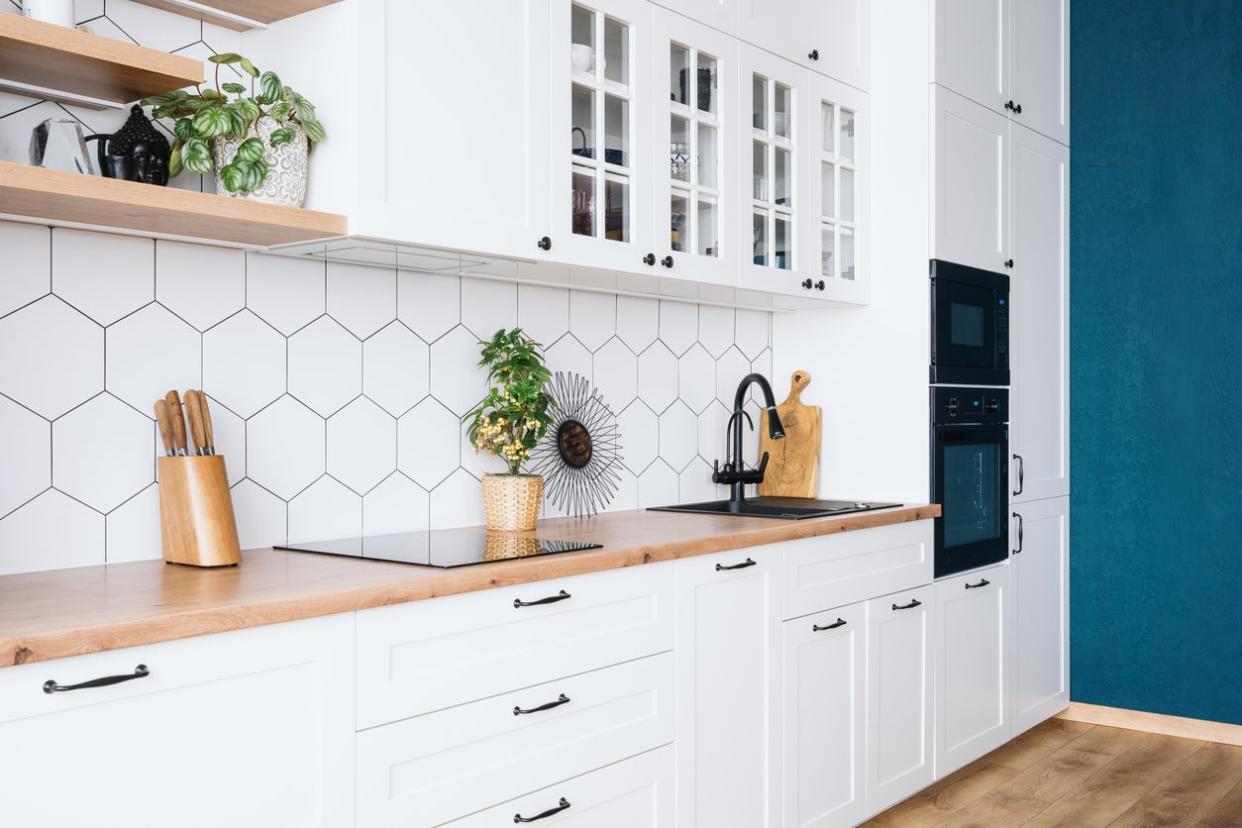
[670,191,688,252]
[774,215,791,270]
[572,5,595,76]
[839,108,855,160]
[698,197,718,257]
[752,140,767,200]
[671,43,690,106]
[840,227,855,280]
[821,225,834,277]
[604,94,628,166]
[697,123,718,188]
[774,147,791,207]
[821,162,835,218]
[572,167,595,237]
[697,53,718,114]
[604,16,628,86]
[774,83,791,139]
[752,211,767,265]
[840,167,855,222]
[671,116,690,181]
[572,85,595,159]
[821,102,834,153]
[752,74,766,130]
[605,175,629,241]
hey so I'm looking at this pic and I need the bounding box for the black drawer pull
[1012,511,1024,554]
[514,693,571,716]
[813,618,847,632]
[964,578,991,590]
[43,664,149,694]
[514,797,571,823]
[716,558,756,571]
[892,598,922,611]
[514,590,571,608]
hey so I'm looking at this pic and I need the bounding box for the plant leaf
[221,82,246,94]
[174,117,193,142]
[301,117,326,143]
[191,106,230,139]
[199,87,223,100]
[168,143,183,177]
[236,136,265,163]
[223,104,248,136]
[218,162,245,192]
[259,71,283,102]
[232,159,268,192]
[181,137,212,174]
[267,101,292,122]
[235,98,261,122]
[208,52,243,64]
[239,57,260,78]
[268,127,295,148]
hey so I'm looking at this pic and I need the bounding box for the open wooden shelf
[0,13,203,104]
[130,0,343,31]
[0,162,347,247]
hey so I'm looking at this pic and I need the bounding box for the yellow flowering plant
[465,328,553,475]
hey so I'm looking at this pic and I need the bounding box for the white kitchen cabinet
[676,549,779,827]
[1011,0,1069,145]
[865,585,934,817]
[781,602,866,828]
[738,0,867,89]
[931,84,1010,274]
[1010,496,1069,735]
[654,0,737,36]
[0,615,355,827]
[1010,124,1069,503]
[932,0,1007,115]
[934,562,1011,778]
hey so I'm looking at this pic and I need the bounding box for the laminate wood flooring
[867,719,1242,827]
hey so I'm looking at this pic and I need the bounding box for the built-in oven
[930,386,1009,578]
[930,259,1010,386]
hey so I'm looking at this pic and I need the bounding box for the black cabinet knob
[814,280,826,291]
[801,278,813,289]
[808,48,820,61]
[1004,258,1014,268]
[642,253,656,266]
[660,255,674,268]
[536,236,552,251]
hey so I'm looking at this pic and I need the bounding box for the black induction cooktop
[276,531,603,568]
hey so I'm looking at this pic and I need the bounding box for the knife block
[157,456,242,567]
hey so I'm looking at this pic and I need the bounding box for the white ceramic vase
[213,117,309,208]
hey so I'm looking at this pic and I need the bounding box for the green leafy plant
[465,329,553,475]
[140,52,324,193]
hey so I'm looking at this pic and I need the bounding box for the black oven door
[932,423,1009,578]
[930,260,1009,385]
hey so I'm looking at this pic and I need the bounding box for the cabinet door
[654,0,737,36]
[653,9,739,285]
[807,72,868,304]
[934,563,1011,778]
[782,603,866,828]
[932,85,1010,273]
[738,0,823,73]
[1010,0,1069,145]
[1010,125,1069,502]
[1010,497,1069,735]
[552,0,654,271]
[0,615,355,826]
[865,586,933,817]
[676,549,779,827]
[933,0,1007,113]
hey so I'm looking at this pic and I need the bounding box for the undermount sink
[648,497,900,520]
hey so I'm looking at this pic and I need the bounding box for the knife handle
[198,391,215,454]
[165,390,187,456]
[154,400,175,456]
[184,389,205,456]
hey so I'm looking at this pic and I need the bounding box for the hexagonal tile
[288,316,362,416]
[698,401,732,464]
[52,229,153,326]
[637,342,677,414]
[698,305,735,358]
[429,468,484,529]
[659,400,698,472]
[517,284,569,345]
[658,300,697,356]
[618,400,657,474]
[53,393,152,512]
[569,291,615,351]
[544,333,592,382]
[607,467,639,513]
[429,325,486,416]
[462,277,517,339]
[0,395,50,517]
[716,347,752,405]
[327,261,396,339]
[205,395,245,486]
[246,253,325,335]
[0,297,102,419]
[203,310,285,418]
[105,484,160,564]
[363,472,429,536]
[0,489,104,575]
[679,458,717,503]
[617,295,658,352]
[328,398,396,494]
[105,304,201,413]
[398,271,459,342]
[593,338,637,413]
[0,221,50,317]
[751,348,774,395]
[678,344,715,415]
[231,478,287,550]
[736,309,770,359]
[156,241,245,332]
[397,398,460,489]
[363,321,428,416]
[247,396,325,499]
[289,476,362,543]
[102,0,202,53]
[637,460,678,508]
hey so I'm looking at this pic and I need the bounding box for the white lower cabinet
[0,615,356,827]
[865,585,934,817]
[781,602,866,828]
[934,562,1012,778]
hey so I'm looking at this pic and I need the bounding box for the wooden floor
[866,719,1242,827]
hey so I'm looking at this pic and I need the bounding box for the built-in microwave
[929,260,1010,386]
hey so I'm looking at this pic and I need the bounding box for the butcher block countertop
[0,504,938,668]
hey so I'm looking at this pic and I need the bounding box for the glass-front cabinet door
[653,10,737,285]
[551,0,653,270]
[809,72,868,303]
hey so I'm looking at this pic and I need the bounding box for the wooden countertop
[0,504,938,668]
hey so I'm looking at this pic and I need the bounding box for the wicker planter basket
[481,473,544,532]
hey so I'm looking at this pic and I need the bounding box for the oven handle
[1012,453,1024,495]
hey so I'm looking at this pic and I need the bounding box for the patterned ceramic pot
[213,117,308,207]
[481,474,544,532]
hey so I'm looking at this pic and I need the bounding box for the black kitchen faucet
[712,373,786,506]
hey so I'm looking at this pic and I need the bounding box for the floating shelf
[0,14,203,104]
[0,162,347,248]
[129,0,344,31]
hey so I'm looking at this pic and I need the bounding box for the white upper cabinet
[654,0,738,36]
[1011,1,1069,149]
[808,71,868,304]
[933,0,1007,113]
[738,0,868,89]
[1010,124,1069,502]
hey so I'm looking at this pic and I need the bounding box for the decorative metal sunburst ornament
[529,372,623,518]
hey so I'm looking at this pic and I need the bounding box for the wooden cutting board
[758,370,822,498]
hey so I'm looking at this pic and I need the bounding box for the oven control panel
[931,386,1008,425]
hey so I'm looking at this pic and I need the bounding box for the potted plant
[465,328,553,531]
[141,53,324,207]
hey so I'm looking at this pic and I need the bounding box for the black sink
[649,497,900,520]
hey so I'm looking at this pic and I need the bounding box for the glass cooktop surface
[277,531,603,569]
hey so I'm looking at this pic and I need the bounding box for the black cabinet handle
[513,693,570,716]
[43,664,148,694]
[892,598,922,611]
[1014,102,1022,114]
[813,617,847,631]
[537,236,552,251]
[716,557,756,571]
[1004,100,1022,114]
[642,252,656,266]
[1012,453,1024,495]
[814,280,826,291]
[660,255,674,268]
[964,578,991,590]
[514,798,571,823]
[514,589,571,608]
[1004,258,1014,268]
[808,48,820,61]
[801,278,813,289]
[1012,512,1024,554]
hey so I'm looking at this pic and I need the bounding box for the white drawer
[356,561,674,728]
[357,652,675,827]
[780,520,933,620]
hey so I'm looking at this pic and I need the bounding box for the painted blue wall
[1071,0,1242,724]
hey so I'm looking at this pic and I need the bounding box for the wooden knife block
[157,456,241,567]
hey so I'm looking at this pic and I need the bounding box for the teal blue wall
[1071,0,1242,724]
